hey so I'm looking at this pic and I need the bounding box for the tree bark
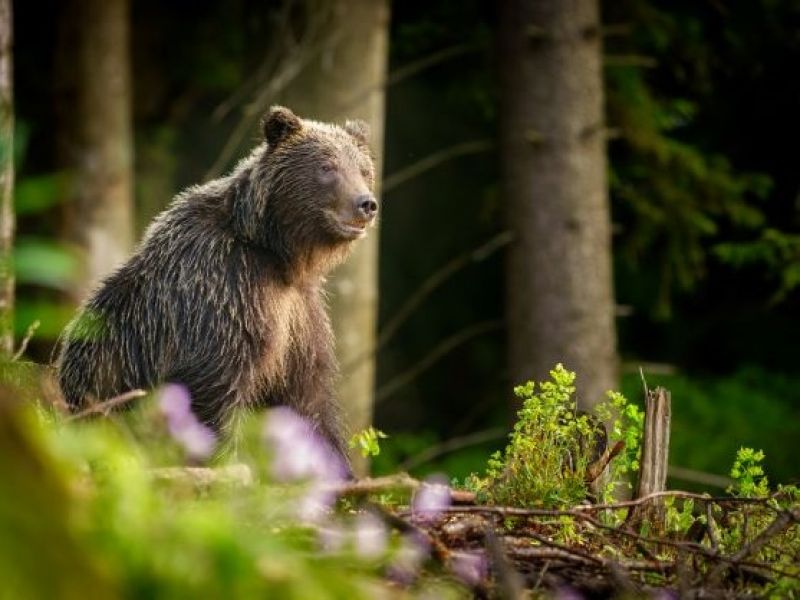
[0,0,13,357]
[281,0,390,475]
[56,0,134,303]
[499,0,618,410]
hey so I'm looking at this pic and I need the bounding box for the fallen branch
[397,427,506,473]
[382,139,495,193]
[323,473,476,504]
[375,320,503,403]
[484,528,526,600]
[709,510,798,582]
[343,232,513,375]
[149,464,254,489]
[66,389,147,421]
[667,465,733,489]
[585,440,625,484]
[12,319,39,361]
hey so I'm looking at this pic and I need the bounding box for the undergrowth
[463,364,644,508]
[0,389,462,600]
[1,364,798,598]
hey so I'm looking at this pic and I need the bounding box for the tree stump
[630,386,671,530]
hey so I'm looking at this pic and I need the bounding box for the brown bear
[56,106,378,465]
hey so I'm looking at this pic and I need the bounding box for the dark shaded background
[12,0,800,484]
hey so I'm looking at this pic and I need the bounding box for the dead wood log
[629,386,671,530]
[148,464,254,489]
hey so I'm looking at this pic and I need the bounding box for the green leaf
[14,238,79,290]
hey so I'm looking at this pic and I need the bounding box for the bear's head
[234,106,377,276]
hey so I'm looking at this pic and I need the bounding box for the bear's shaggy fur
[56,106,378,462]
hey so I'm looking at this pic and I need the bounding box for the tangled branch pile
[345,366,800,597]
[379,487,800,598]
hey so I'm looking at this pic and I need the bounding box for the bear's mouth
[325,208,373,240]
[339,221,368,238]
[343,220,367,232]
[330,215,370,239]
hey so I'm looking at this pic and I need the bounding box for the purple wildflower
[412,474,451,519]
[449,552,487,587]
[353,513,388,559]
[158,384,215,460]
[296,484,337,523]
[387,532,430,585]
[262,407,347,483]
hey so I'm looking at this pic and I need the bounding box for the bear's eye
[360,168,371,179]
[319,162,336,174]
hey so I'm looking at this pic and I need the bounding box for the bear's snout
[354,194,378,222]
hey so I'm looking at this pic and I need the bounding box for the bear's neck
[265,233,354,286]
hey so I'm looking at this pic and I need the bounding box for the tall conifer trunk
[56,0,134,303]
[499,0,618,410]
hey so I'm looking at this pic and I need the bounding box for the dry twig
[66,389,147,421]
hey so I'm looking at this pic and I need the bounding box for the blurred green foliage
[715,229,800,302]
[607,1,777,317]
[14,238,78,291]
[13,171,78,338]
[0,391,465,599]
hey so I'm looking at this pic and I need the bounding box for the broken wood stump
[629,386,671,530]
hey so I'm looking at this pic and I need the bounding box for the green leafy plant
[664,497,701,536]
[349,427,388,458]
[595,390,644,502]
[715,448,800,594]
[728,447,770,498]
[464,365,643,509]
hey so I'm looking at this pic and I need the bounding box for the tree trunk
[0,0,13,357]
[281,0,390,475]
[56,0,134,303]
[499,0,618,411]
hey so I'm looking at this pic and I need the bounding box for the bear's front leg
[279,342,353,477]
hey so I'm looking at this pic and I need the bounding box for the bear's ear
[262,106,302,148]
[344,119,370,148]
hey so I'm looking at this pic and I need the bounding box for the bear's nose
[355,194,378,219]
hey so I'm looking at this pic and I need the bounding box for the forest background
[7,0,800,489]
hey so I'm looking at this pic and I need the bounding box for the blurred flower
[158,384,215,460]
[449,552,487,587]
[387,532,430,585]
[319,515,388,559]
[296,484,336,523]
[263,408,349,524]
[262,407,347,483]
[353,513,388,559]
[554,586,585,600]
[317,523,347,553]
[412,474,451,519]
